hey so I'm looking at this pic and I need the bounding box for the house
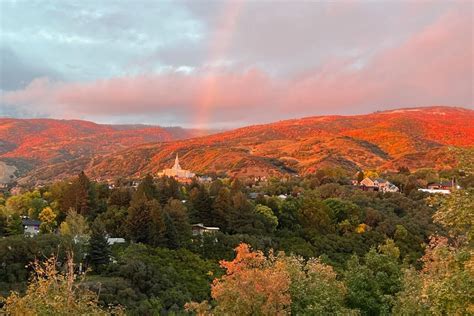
[22,218,41,236]
[355,177,399,193]
[107,237,126,245]
[374,178,399,193]
[427,180,459,191]
[418,188,451,195]
[360,177,375,187]
[191,223,220,236]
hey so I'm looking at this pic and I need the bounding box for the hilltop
[0,118,215,182]
[14,106,473,184]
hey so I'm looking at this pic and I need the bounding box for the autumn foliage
[211,244,291,315]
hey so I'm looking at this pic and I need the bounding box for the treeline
[0,166,472,315]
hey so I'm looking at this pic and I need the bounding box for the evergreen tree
[108,188,132,208]
[149,200,166,247]
[163,212,179,249]
[87,220,111,273]
[189,185,212,225]
[228,192,255,234]
[133,174,157,203]
[126,195,152,243]
[6,213,23,236]
[209,179,224,197]
[211,187,232,231]
[230,178,244,195]
[156,177,181,205]
[164,199,191,247]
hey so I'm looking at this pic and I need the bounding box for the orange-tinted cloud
[1,8,472,127]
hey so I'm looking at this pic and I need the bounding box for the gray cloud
[0,0,472,127]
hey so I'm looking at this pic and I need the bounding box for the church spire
[173,153,181,170]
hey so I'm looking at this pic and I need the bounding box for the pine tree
[164,199,191,247]
[189,185,212,225]
[163,212,179,249]
[133,174,157,203]
[228,192,255,234]
[6,213,23,236]
[149,200,166,247]
[211,187,232,230]
[87,220,111,273]
[126,195,152,243]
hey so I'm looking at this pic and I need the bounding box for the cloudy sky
[0,0,472,128]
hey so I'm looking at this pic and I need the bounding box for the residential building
[22,218,41,237]
[191,223,220,236]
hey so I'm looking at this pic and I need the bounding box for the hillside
[18,106,474,184]
[0,118,215,182]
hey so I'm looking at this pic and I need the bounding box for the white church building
[157,154,195,181]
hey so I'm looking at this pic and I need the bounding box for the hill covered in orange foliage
[17,106,473,184]
[0,118,215,181]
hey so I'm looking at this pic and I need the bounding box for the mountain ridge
[7,106,472,184]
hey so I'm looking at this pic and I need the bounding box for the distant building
[373,178,399,193]
[158,154,195,183]
[355,177,399,193]
[248,192,259,199]
[427,179,459,191]
[191,223,220,236]
[107,237,126,245]
[22,218,41,237]
[359,177,375,187]
[197,176,213,183]
[418,188,451,195]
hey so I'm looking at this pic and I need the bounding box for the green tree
[189,185,212,225]
[133,174,157,203]
[149,200,166,247]
[87,220,111,273]
[254,204,278,233]
[228,192,255,234]
[394,236,473,315]
[211,187,232,230]
[284,256,357,315]
[163,199,191,248]
[432,188,473,240]
[108,188,132,208]
[344,239,402,315]
[125,195,153,244]
[6,213,23,236]
[298,192,333,233]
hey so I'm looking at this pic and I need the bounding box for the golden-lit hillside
[17,106,473,184]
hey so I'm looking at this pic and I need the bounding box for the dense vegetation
[0,165,472,315]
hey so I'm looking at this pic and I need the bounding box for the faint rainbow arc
[194,0,244,129]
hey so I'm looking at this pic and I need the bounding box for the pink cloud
[2,9,472,126]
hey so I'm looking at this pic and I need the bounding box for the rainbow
[194,0,244,128]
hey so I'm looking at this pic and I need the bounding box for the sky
[0,0,472,128]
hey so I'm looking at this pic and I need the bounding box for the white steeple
[173,153,181,170]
